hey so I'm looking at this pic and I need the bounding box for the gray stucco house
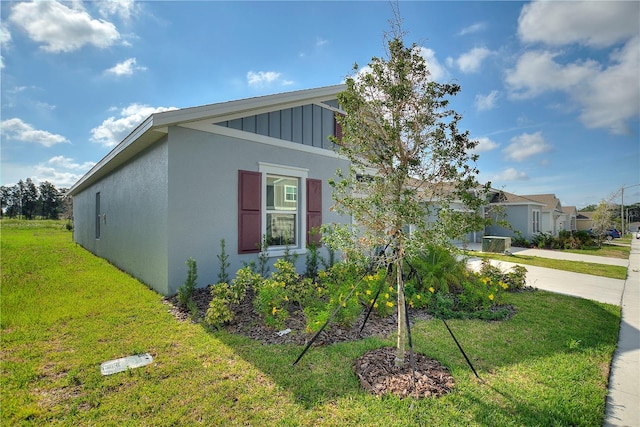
[69,85,350,295]
[485,191,576,240]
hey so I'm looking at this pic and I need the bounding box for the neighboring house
[521,194,566,236]
[485,190,546,240]
[562,206,578,232]
[69,85,351,295]
[576,211,595,231]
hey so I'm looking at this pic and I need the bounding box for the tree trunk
[395,262,406,367]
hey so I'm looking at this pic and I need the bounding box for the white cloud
[458,22,487,37]
[475,90,499,112]
[506,40,639,134]
[90,104,177,147]
[505,50,600,99]
[97,0,139,22]
[576,37,640,134]
[471,137,499,153]
[34,156,96,188]
[316,37,328,48]
[508,1,640,135]
[105,58,147,77]
[0,118,69,147]
[518,1,639,48]
[47,155,95,171]
[503,131,552,162]
[9,1,120,53]
[493,168,529,181]
[246,71,293,87]
[1,23,12,69]
[450,47,492,73]
[1,23,11,48]
[416,47,448,82]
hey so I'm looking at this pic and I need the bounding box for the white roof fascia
[152,84,345,128]
[68,85,345,195]
[179,122,345,160]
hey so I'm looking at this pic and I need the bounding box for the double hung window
[266,175,299,247]
[238,164,321,255]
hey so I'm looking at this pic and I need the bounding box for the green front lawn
[1,223,621,426]
[466,252,628,280]
[563,243,630,259]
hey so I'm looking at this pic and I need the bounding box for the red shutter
[334,113,344,144]
[306,178,322,246]
[238,170,261,253]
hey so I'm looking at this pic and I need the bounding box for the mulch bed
[354,347,455,398]
[163,286,512,398]
[163,286,432,346]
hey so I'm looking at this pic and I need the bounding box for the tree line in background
[1,178,72,220]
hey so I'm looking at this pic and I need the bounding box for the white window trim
[532,209,540,233]
[259,162,308,257]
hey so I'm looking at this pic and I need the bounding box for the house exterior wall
[486,205,533,239]
[164,125,350,295]
[72,138,171,293]
[540,211,554,235]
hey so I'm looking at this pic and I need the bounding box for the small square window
[284,185,297,202]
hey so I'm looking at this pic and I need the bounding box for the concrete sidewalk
[461,239,639,426]
[605,237,639,427]
[463,244,627,305]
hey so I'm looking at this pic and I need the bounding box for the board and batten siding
[216,103,338,150]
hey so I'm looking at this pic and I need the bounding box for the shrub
[479,258,528,292]
[511,231,529,248]
[504,265,528,291]
[305,239,321,279]
[217,239,230,283]
[531,232,554,249]
[177,258,197,308]
[231,266,260,303]
[253,278,289,329]
[205,283,234,327]
[406,245,468,294]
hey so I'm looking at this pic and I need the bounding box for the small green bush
[177,258,197,308]
[217,239,230,283]
[253,278,289,329]
[305,238,321,279]
[205,283,234,327]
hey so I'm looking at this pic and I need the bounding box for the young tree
[327,21,488,366]
[591,198,616,247]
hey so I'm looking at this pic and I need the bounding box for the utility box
[482,236,512,254]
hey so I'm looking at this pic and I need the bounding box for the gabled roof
[521,194,562,211]
[562,206,577,215]
[69,85,346,196]
[577,211,595,220]
[489,190,545,206]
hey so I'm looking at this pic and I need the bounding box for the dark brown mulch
[163,286,510,399]
[353,347,455,398]
[163,286,433,346]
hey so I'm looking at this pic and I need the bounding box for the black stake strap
[441,317,481,380]
[293,267,371,366]
[358,283,383,335]
[293,244,393,366]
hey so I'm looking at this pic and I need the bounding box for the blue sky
[1,0,639,208]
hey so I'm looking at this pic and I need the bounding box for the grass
[1,221,622,426]
[466,252,628,280]
[563,243,630,259]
